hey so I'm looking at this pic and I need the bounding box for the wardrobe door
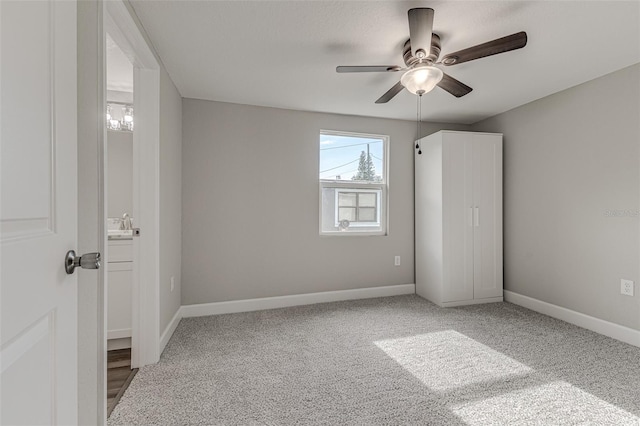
[442,133,474,302]
[472,134,503,299]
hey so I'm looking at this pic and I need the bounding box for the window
[319,131,388,235]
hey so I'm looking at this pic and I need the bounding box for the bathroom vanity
[107,235,133,350]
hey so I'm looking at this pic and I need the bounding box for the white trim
[504,290,640,348]
[440,296,503,307]
[104,2,158,70]
[182,284,416,318]
[77,1,108,423]
[131,67,161,368]
[159,308,182,356]
[107,328,132,340]
[319,181,386,189]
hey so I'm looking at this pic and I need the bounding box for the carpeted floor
[109,295,640,425]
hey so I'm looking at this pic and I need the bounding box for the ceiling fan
[336,8,527,103]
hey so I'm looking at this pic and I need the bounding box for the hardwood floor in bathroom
[107,348,138,417]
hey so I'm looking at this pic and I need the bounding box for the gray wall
[159,67,182,333]
[107,130,133,218]
[181,99,469,305]
[472,63,640,331]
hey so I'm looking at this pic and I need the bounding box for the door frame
[77,0,107,423]
[105,0,161,369]
[77,1,161,424]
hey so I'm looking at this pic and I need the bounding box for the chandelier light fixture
[106,102,134,132]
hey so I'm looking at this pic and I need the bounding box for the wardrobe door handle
[474,207,479,227]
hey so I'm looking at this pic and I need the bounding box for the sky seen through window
[319,134,384,181]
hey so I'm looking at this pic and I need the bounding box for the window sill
[320,231,387,237]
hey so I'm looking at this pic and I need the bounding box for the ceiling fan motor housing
[404,34,441,67]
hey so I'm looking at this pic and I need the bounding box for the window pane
[339,207,356,221]
[319,130,387,236]
[358,207,376,222]
[338,192,357,207]
[320,133,385,182]
[358,193,377,207]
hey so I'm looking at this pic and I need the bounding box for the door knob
[65,250,101,274]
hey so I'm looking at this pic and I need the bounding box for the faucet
[120,213,132,231]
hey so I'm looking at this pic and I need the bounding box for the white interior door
[472,134,503,299]
[1,1,79,424]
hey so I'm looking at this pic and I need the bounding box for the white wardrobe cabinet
[415,130,503,307]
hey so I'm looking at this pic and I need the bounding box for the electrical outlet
[170,276,175,292]
[621,279,634,296]
[394,256,401,266]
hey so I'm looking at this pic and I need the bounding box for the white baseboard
[504,290,640,348]
[107,337,131,351]
[159,307,183,355]
[107,328,131,340]
[441,296,503,307]
[181,284,416,318]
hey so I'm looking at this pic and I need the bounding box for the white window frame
[319,130,389,236]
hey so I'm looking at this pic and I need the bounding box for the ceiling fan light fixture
[400,65,443,95]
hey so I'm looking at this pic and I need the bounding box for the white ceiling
[106,32,134,93]
[129,1,640,124]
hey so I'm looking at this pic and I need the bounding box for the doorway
[101,0,162,421]
[105,31,137,415]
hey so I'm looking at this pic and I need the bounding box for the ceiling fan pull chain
[415,94,420,150]
[416,94,423,155]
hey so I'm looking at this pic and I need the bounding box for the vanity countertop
[108,230,133,240]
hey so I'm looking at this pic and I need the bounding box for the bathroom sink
[108,229,133,240]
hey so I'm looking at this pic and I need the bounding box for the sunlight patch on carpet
[450,380,640,425]
[374,330,532,392]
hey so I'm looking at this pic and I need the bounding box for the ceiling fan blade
[437,73,473,98]
[336,66,402,73]
[375,81,404,104]
[441,31,528,66]
[408,8,435,60]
